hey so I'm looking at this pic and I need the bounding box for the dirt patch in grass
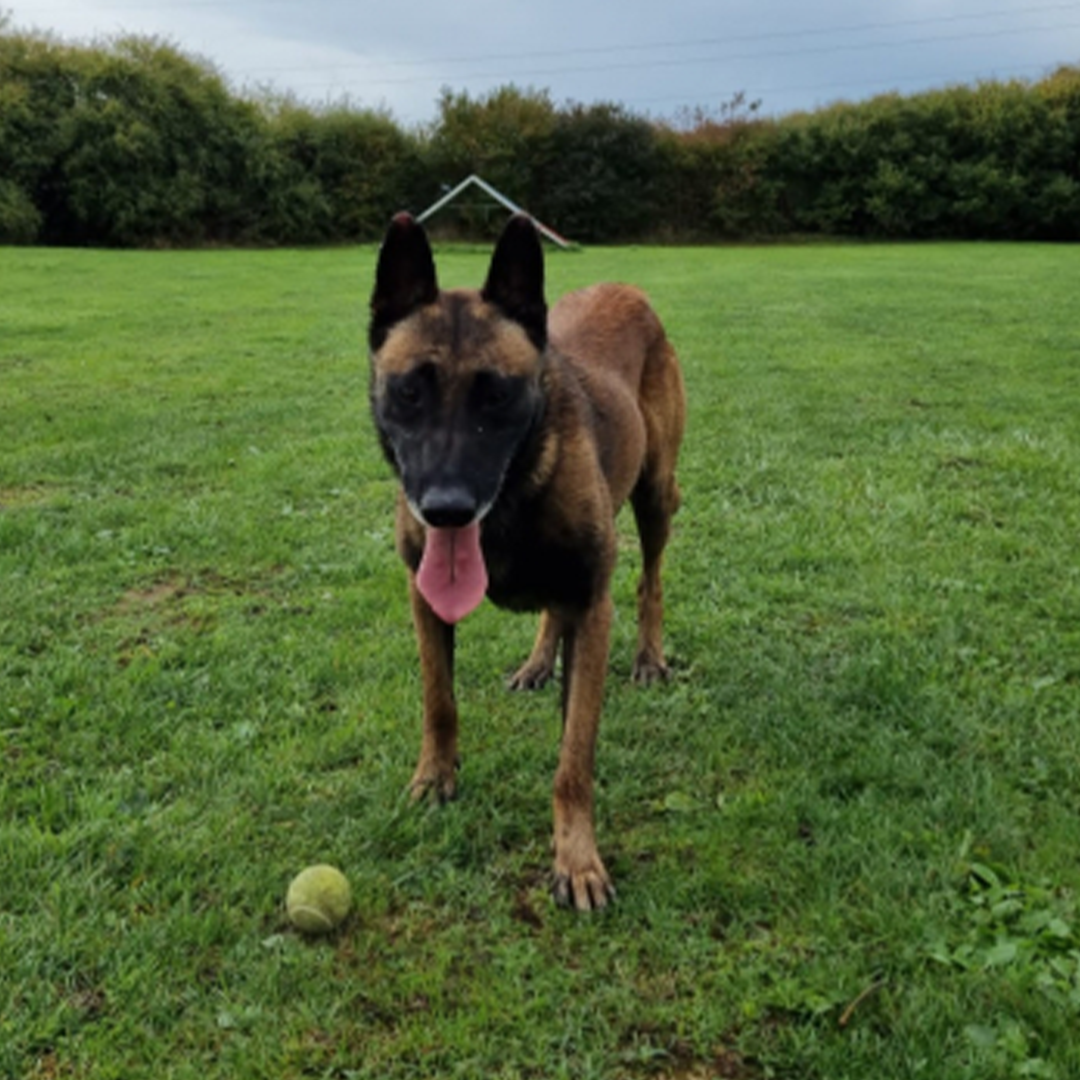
[0,485,58,509]
[116,577,190,612]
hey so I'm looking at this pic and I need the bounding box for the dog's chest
[483,520,604,613]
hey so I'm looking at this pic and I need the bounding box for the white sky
[7,0,1080,125]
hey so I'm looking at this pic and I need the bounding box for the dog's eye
[473,372,517,413]
[388,366,432,415]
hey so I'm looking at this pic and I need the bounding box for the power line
[244,20,1080,92]
[10,0,1077,119]
[244,58,1061,116]
[13,0,1080,76]
[225,0,1080,75]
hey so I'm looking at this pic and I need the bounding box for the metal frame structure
[417,174,574,249]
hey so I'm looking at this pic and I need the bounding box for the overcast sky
[8,0,1080,125]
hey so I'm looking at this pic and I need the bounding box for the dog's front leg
[552,594,615,911]
[408,576,459,803]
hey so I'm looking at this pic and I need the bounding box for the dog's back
[549,283,686,515]
[550,284,661,380]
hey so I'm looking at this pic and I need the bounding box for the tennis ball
[285,864,352,934]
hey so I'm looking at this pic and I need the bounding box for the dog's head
[368,213,548,622]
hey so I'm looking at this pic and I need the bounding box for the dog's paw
[507,659,555,692]
[408,760,458,804]
[552,849,615,912]
[552,866,615,912]
[631,651,671,686]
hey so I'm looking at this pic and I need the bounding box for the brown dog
[368,213,685,910]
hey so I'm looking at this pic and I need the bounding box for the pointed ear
[482,214,547,350]
[369,212,438,350]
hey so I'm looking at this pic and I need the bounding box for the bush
[0,178,40,243]
[0,31,80,242]
[56,36,272,246]
[422,86,555,235]
[658,114,782,239]
[265,100,425,241]
[535,103,663,243]
[761,78,1080,240]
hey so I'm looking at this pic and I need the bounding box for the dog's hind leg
[629,475,680,684]
[630,339,685,685]
[408,577,460,803]
[507,609,563,691]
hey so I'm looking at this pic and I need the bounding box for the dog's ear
[370,212,438,350]
[482,214,547,351]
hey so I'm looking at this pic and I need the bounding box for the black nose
[419,485,478,528]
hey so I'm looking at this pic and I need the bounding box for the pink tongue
[415,522,488,624]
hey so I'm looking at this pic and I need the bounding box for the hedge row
[0,32,425,246]
[2,25,1078,246]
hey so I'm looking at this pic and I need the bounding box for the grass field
[2,239,1079,1079]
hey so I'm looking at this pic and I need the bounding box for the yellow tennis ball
[286,864,352,933]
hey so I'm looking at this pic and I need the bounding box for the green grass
[2,239,1079,1079]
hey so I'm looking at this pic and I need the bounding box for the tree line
[2,23,1078,247]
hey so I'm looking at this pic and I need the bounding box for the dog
[368,212,685,910]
